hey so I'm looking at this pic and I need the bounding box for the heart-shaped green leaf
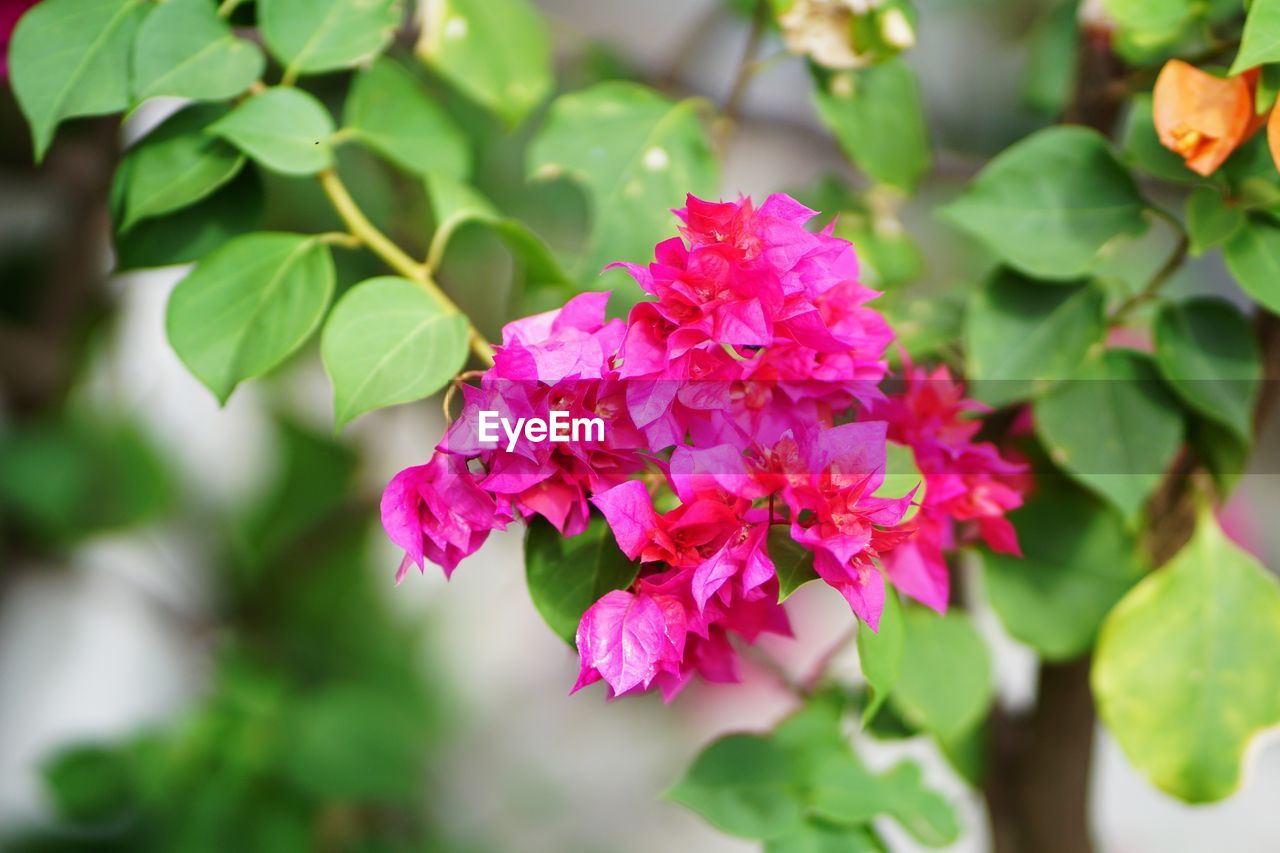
[812,59,931,191]
[320,276,469,427]
[809,756,959,847]
[1223,216,1280,313]
[1153,297,1260,441]
[666,734,804,840]
[1230,0,1280,73]
[1093,511,1280,802]
[115,168,264,271]
[343,58,470,180]
[527,82,717,288]
[889,608,993,741]
[982,485,1146,660]
[1034,349,1184,519]
[131,0,264,102]
[1185,187,1245,255]
[260,0,400,79]
[965,269,1107,406]
[115,104,244,231]
[10,0,149,161]
[418,0,552,126]
[210,87,335,176]
[166,232,334,402]
[940,126,1149,279]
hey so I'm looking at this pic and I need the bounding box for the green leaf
[809,756,960,847]
[320,276,469,427]
[524,515,641,645]
[283,684,426,802]
[1093,512,1280,802]
[209,87,335,176]
[1021,1,1078,115]
[9,0,150,161]
[1185,187,1245,255]
[771,695,850,778]
[115,167,264,271]
[131,0,264,103]
[941,126,1150,279]
[166,232,335,402]
[889,608,993,741]
[0,416,172,545]
[260,0,400,79]
[1153,297,1261,441]
[1103,0,1194,49]
[1223,216,1280,313]
[527,81,717,281]
[1034,349,1184,519]
[1257,64,1280,114]
[769,527,819,601]
[964,269,1107,406]
[343,57,470,180]
[856,589,902,725]
[1231,0,1280,73]
[811,59,930,191]
[114,104,244,231]
[42,744,136,824]
[666,734,804,840]
[1121,95,1205,185]
[425,172,570,289]
[418,0,553,126]
[982,486,1146,660]
[765,821,883,853]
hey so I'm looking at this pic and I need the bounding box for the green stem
[318,169,495,365]
[216,0,244,18]
[1109,209,1189,325]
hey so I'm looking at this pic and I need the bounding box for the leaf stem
[216,0,244,18]
[318,231,362,249]
[1109,210,1189,325]
[317,169,495,365]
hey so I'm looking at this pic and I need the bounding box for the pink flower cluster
[381,194,1026,700]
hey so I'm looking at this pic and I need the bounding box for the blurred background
[1,0,1279,851]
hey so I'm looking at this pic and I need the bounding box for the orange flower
[1153,59,1262,177]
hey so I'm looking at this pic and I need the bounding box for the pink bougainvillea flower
[380,452,510,582]
[867,365,1028,612]
[572,584,688,696]
[382,192,1029,701]
[754,423,917,629]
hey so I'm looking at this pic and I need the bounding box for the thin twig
[317,169,495,366]
[1109,215,1189,325]
[713,0,770,156]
